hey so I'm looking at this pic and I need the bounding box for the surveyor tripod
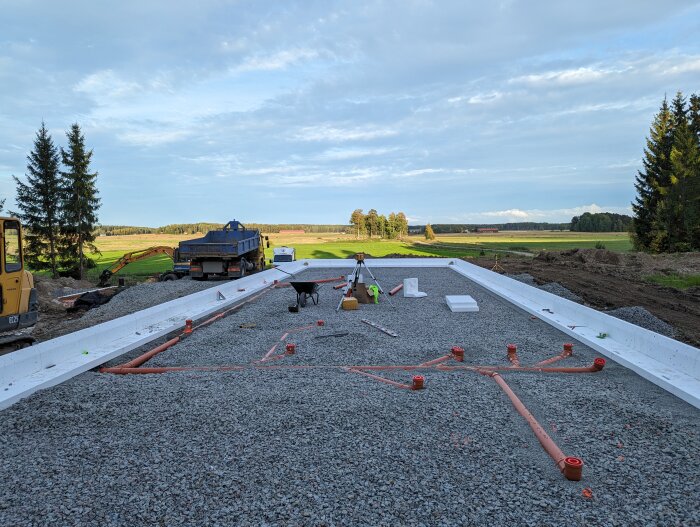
[335,253,394,311]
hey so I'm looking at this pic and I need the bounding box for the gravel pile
[606,306,677,338]
[2,267,698,526]
[508,273,583,303]
[33,278,220,341]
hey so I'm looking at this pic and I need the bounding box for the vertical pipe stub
[184,319,193,335]
[593,357,606,371]
[412,375,425,390]
[507,344,517,357]
[285,343,296,355]
[563,343,574,353]
[317,320,325,326]
[563,456,584,481]
[451,346,465,362]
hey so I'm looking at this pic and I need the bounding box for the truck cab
[272,246,295,266]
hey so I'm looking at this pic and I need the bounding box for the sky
[1,1,699,226]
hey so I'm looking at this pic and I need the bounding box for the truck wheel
[161,273,177,281]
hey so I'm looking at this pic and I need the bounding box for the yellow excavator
[0,217,38,351]
[98,246,190,286]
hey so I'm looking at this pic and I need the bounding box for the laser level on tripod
[336,253,394,312]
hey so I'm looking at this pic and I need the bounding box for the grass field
[80,231,633,283]
[645,273,700,289]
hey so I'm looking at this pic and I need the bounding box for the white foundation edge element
[1,258,698,410]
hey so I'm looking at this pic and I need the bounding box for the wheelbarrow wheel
[298,293,307,307]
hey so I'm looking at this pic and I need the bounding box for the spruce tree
[59,123,101,279]
[668,118,700,250]
[689,93,700,143]
[12,122,62,277]
[632,99,673,251]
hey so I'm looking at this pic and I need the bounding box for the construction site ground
[2,267,698,526]
[472,249,700,347]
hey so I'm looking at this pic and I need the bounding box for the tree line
[96,223,351,236]
[570,212,632,232]
[633,91,700,252]
[422,222,571,233]
[11,122,100,279]
[349,209,409,239]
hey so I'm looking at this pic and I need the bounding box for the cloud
[316,147,398,161]
[294,124,398,142]
[509,66,610,86]
[236,48,319,71]
[74,69,142,99]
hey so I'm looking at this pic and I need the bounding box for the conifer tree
[59,123,101,279]
[689,93,700,143]
[12,122,62,277]
[632,99,673,250]
[668,118,700,250]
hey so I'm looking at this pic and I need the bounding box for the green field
[76,231,633,283]
[645,273,700,289]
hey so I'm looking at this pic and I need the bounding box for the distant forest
[570,212,632,232]
[96,214,632,237]
[420,222,571,233]
[96,223,350,235]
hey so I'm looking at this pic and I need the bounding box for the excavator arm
[98,246,176,286]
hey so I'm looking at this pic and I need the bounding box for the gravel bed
[1,267,698,526]
[606,306,677,338]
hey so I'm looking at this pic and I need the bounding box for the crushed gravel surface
[2,267,698,526]
[606,306,677,338]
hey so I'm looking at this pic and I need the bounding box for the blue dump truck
[178,220,268,280]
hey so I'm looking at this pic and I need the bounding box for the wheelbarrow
[290,281,320,308]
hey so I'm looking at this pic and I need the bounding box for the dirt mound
[33,276,96,313]
[536,248,621,266]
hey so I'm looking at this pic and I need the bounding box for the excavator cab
[0,217,38,349]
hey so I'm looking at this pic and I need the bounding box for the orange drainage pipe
[389,283,403,296]
[103,365,245,375]
[482,370,583,481]
[347,368,423,390]
[333,282,347,290]
[507,344,520,367]
[101,287,273,374]
[535,343,574,367]
[419,354,453,367]
[274,276,345,288]
[438,358,606,373]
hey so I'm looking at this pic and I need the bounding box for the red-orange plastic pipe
[438,359,606,373]
[535,343,573,367]
[482,370,583,481]
[102,365,245,374]
[388,283,403,296]
[102,288,272,373]
[418,354,453,367]
[347,368,414,390]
